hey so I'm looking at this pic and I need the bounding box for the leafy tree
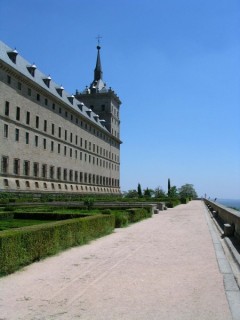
[154,187,166,198]
[137,183,143,197]
[178,184,198,199]
[123,189,138,198]
[143,188,154,198]
[168,186,178,198]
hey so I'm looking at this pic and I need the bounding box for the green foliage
[180,197,189,204]
[168,178,171,196]
[0,214,115,276]
[168,186,178,198]
[154,187,166,198]
[137,183,142,197]
[84,198,95,210]
[127,207,152,223]
[101,209,112,215]
[143,188,154,198]
[114,211,129,228]
[178,184,198,199]
[123,190,138,199]
[166,199,181,208]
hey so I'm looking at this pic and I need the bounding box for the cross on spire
[96,35,102,47]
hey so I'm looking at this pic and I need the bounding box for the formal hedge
[0,214,115,276]
[109,207,152,228]
[13,212,87,220]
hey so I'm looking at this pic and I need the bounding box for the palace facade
[0,41,122,194]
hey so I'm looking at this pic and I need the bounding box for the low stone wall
[204,199,240,241]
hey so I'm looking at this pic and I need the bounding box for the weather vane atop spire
[96,35,102,48]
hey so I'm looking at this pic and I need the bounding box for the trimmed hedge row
[13,212,87,220]
[0,214,115,276]
[110,207,152,228]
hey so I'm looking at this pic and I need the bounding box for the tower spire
[94,44,103,81]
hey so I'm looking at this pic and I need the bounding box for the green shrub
[180,198,189,204]
[0,214,115,276]
[127,208,152,223]
[0,212,14,220]
[166,199,181,208]
[102,209,112,215]
[84,198,95,210]
[114,211,129,228]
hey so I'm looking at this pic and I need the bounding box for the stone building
[0,40,122,194]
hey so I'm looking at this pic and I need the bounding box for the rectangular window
[51,141,54,152]
[64,146,67,156]
[44,120,47,132]
[85,140,87,149]
[75,171,78,182]
[80,172,83,183]
[42,164,47,178]
[75,150,77,159]
[23,160,30,176]
[28,88,31,96]
[57,167,61,180]
[35,135,38,147]
[25,132,29,144]
[70,132,73,143]
[7,75,11,84]
[80,152,82,160]
[58,127,61,138]
[33,162,39,177]
[26,111,30,125]
[58,143,61,154]
[89,142,91,151]
[50,166,54,179]
[16,106,20,121]
[65,130,67,141]
[43,138,47,149]
[18,82,22,90]
[1,156,9,173]
[63,168,67,180]
[5,101,9,116]
[80,138,83,147]
[52,123,55,135]
[13,158,20,175]
[69,170,73,181]
[45,98,48,106]
[4,124,8,138]
[52,103,55,110]
[75,135,78,145]
[37,93,40,101]
[15,128,19,141]
[70,148,72,158]
[36,116,39,128]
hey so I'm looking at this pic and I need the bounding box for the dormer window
[67,95,74,104]
[7,49,18,63]
[86,109,92,117]
[94,115,99,122]
[27,64,37,77]
[56,85,64,97]
[77,102,84,111]
[43,75,51,87]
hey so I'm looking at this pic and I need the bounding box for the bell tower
[75,45,121,140]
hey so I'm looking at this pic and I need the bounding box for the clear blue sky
[1,0,240,198]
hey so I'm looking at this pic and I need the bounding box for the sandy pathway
[0,201,232,319]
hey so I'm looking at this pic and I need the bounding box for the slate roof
[0,40,109,133]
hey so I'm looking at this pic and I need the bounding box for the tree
[143,188,154,198]
[137,183,142,197]
[167,178,171,196]
[123,189,138,198]
[178,184,198,199]
[168,186,178,198]
[154,187,166,198]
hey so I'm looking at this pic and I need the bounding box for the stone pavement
[0,200,238,319]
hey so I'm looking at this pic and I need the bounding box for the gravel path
[0,201,232,319]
